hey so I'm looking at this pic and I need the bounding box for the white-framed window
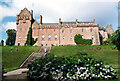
[19,36,21,40]
[62,30,64,33]
[42,35,44,40]
[63,36,65,40]
[55,35,57,40]
[46,29,48,32]
[34,28,36,32]
[20,28,22,32]
[42,29,44,32]
[25,36,27,40]
[48,35,51,40]
[70,30,72,33]
[70,36,72,40]
[82,28,84,32]
[82,35,84,39]
[54,29,56,32]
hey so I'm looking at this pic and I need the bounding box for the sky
[0,0,119,45]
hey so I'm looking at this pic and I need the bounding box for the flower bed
[27,53,117,81]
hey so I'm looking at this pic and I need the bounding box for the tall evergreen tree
[26,27,32,45]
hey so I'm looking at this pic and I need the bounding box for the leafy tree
[6,29,16,46]
[26,27,37,45]
[115,29,120,50]
[1,40,4,46]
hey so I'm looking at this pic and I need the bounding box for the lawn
[2,46,41,72]
[50,45,119,69]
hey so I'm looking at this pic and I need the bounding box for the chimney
[76,19,78,23]
[59,18,61,24]
[40,15,42,24]
[16,15,19,25]
[93,19,95,23]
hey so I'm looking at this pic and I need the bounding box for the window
[48,35,51,40]
[46,29,48,32]
[62,30,64,33]
[42,35,44,40]
[82,35,84,39]
[55,35,57,40]
[20,28,22,32]
[19,36,21,40]
[54,29,56,32]
[70,30,72,33]
[82,28,84,32]
[25,36,27,40]
[34,28,36,32]
[42,29,44,32]
[25,28,27,32]
[70,36,72,40]
[63,36,65,40]
[91,28,92,32]
[92,35,94,39]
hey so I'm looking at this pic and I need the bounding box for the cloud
[2,21,16,31]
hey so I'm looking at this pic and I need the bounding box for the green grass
[50,45,119,69]
[2,46,41,72]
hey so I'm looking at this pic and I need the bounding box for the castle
[15,8,114,46]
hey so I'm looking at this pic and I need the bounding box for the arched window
[63,36,65,40]
[34,28,36,32]
[42,35,44,40]
[55,35,57,40]
[48,35,51,40]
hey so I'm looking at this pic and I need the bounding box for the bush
[74,34,92,45]
[27,53,117,81]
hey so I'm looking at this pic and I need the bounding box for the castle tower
[106,24,114,35]
[15,8,33,46]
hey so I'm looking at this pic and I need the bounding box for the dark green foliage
[115,30,120,50]
[26,27,32,45]
[26,27,37,45]
[74,34,92,45]
[6,29,16,46]
[1,40,4,46]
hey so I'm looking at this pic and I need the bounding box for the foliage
[27,53,117,81]
[74,34,92,45]
[1,40,4,46]
[115,29,120,50]
[26,27,32,45]
[26,27,37,45]
[103,38,113,45]
[6,29,16,46]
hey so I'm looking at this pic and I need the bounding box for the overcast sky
[0,0,119,45]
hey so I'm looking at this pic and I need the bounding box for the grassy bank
[2,46,41,72]
[50,45,118,69]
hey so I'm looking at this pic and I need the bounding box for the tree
[115,29,120,50]
[26,27,37,45]
[1,40,4,46]
[74,34,83,45]
[6,29,16,46]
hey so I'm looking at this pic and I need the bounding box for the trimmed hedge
[74,34,92,45]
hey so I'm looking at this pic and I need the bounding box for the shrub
[27,53,117,81]
[74,34,92,45]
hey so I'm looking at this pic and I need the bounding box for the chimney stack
[40,15,42,24]
[93,19,95,23]
[59,18,61,24]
